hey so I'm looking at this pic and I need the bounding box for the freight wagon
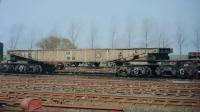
[0,42,199,78]
[8,48,171,66]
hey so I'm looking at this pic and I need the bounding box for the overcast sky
[0,0,200,54]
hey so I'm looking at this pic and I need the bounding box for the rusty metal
[20,98,42,112]
[43,104,124,112]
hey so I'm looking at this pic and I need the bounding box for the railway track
[0,75,200,98]
[0,74,199,84]
[0,74,200,111]
[0,82,200,98]
[0,90,200,107]
[0,97,123,112]
[0,76,199,88]
[1,71,199,80]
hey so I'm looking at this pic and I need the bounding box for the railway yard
[0,73,200,112]
[0,42,199,112]
[1,0,200,111]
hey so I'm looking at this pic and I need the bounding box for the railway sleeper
[1,91,200,107]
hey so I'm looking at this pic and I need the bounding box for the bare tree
[158,32,170,48]
[29,35,34,50]
[110,17,118,48]
[68,20,81,46]
[28,30,37,50]
[10,24,24,50]
[49,25,60,36]
[126,17,135,48]
[89,23,98,48]
[176,25,186,59]
[142,18,152,48]
[193,28,200,52]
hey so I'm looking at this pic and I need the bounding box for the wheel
[94,63,100,67]
[43,64,55,74]
[8,65,15,73]
[37,65,43,73]
[133,67,139,76]
[179,68,186,78]
[132,67,146,77]
[33,65,43,74]
[117,69,128,77]
[180,68,185,75]
[2,65,9,73]
[155,67,161,77]
[119,70,128,77]
[57,64,64,70]
[145,67,152,77]
[74,63,79,67]
[18,65,27,73]
[14,65,20,73]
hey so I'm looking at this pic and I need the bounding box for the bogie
[155,66,176,77]
[130,66,152,77]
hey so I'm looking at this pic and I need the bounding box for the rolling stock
[8,48,172,66]
[0,42,199,78]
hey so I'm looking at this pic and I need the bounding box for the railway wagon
[8,48,172,67]
[3,48,173,76]
[0,46,199,78]
[188,52,200,59]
